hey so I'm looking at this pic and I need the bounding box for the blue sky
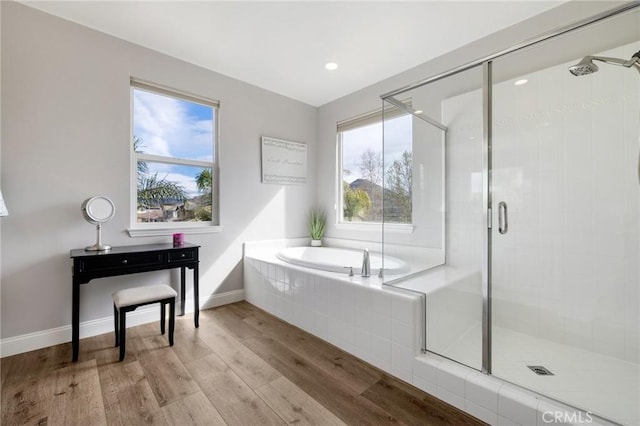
[133,89,214,197]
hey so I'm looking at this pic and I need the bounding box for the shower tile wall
[443,42,640,363]
[442,90,484,273]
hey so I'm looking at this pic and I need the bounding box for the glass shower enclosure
[381,4,639,425]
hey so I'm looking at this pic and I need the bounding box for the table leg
[180,267,186,316]
[72,279,80,362]
[193,263,199,328]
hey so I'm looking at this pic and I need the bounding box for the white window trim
[334,221,414,234]
[336,101,415,231]
[127,225,223,238]
[128,78,220,237]
[136,153,213,169]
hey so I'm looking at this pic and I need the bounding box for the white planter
[310,239,322,247]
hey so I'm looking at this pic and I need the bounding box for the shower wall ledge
[413,353,620,426]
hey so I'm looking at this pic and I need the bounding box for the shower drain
[527,365,554,376]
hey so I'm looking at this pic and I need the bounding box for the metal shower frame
[380,0,640,375]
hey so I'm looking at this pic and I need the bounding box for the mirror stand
[85,223,111,251]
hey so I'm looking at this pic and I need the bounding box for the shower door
[490,13,640,424]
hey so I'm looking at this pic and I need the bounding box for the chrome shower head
[569,57,599,76]
[569,50,640,76]
[630,50,640,74]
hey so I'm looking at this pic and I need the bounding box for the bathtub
[276,246,409,275]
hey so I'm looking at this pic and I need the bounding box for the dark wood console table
[70,242,200,362]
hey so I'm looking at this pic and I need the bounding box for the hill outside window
[337,104,413,226]
[128,78,220,237]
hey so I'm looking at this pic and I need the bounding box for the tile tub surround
[243,240,621,425]
[243,240,422,383]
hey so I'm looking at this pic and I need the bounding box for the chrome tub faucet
[361,249,370,277]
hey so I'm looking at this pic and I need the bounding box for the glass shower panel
[491,9,639,424]
[382,65,485,371]
[380,100,445,275]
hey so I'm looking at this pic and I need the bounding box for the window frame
[336,101,415,231]
[127,78,221,237]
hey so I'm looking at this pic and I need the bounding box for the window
[338,106,413,224]
[129,78,219,235]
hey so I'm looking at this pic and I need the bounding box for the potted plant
[308,208,326,247]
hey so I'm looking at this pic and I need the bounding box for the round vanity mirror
[81,196,115,251]
[82,196,115,224]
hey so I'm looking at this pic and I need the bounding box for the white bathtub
[276,246,409,275]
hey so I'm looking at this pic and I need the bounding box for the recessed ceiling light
[325,62,338,71]
[414,109,423,115]
[514,79,528,86]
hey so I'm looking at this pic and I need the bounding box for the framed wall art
[261,136,307,185]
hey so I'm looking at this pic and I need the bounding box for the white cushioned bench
[113,284,177,361]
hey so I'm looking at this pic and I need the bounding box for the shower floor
[441,325,640,425]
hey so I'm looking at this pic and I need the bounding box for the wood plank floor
[1,301,486,426]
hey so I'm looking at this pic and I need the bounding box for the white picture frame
[261,136,307,185]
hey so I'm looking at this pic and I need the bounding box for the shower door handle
[498,201,508,235]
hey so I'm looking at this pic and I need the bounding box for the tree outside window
[339,114,412,224]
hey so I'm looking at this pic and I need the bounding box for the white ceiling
[23,1,565,106]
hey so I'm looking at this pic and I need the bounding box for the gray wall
[0,1,316,340]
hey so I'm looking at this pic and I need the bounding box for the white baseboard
[200,289,244,310]
[0,289,245,358]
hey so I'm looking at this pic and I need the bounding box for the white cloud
[133,90,179,157]
[165,172,199,196]
[145,162,204,198]
[133,89,213,161]
[342,115,412,183]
